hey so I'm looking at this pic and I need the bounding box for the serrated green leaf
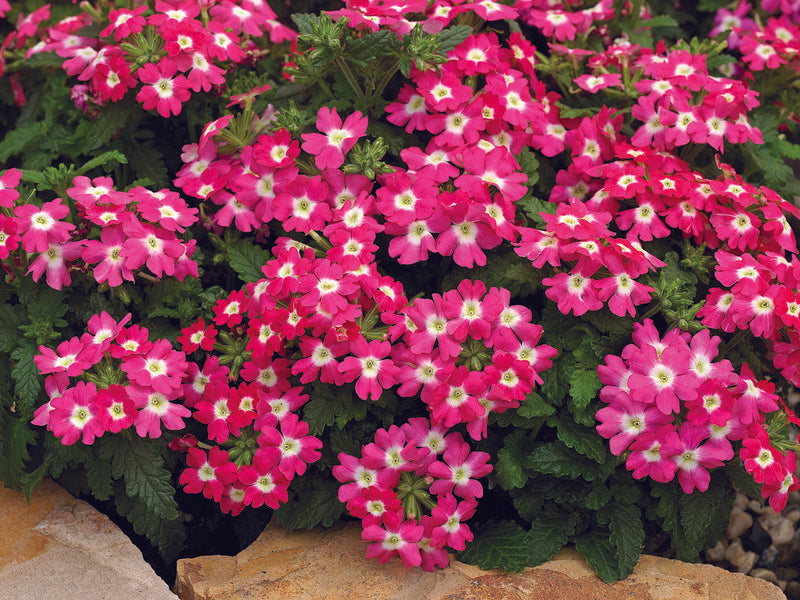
[494,430,530,490]
[552,412,608,464]
[516,148,540,187]
[526,440,611,481]
[102,435,178,520]
[11,341,43,417]
[0,304,26,353]
[28,288,69,323]
[0,410,38,488]
[511,489,544,521]
[610,482,642,505]
[303,383,338,435]
[437,25,474,54]
[600,503,644,579]
[344,29,395,67]
[678,470,735,559]
[724,457,763,503]
[125,132,168,188]
[643,15,680,29]
[540,357,570,405]
[568,369,601,410]
[148,307,182,319]
[459,520,531,572]
[517,391,555,419]
[516,195,554,229]
[86,447,114,501]
[274,477,344,530]
[575,530,621,583]
[585,482,612,510]
[114,485,185,562]
[0,122,43,162]
[227,240,272,283]
[527,507,580,565]
[78,149,128,174]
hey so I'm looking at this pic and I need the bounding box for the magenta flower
[301,107,368,170]
[135,59,191,118]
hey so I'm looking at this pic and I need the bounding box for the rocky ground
[704,491,800,598]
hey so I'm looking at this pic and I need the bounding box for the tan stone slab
[0,479,177,600]
[174,521,787,600]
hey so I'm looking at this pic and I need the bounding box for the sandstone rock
[0,479,177,600]
[174,521,787,600]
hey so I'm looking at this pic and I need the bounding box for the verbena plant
[2,0,800,583]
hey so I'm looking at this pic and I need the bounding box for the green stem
[639,300,663,321]
[316,77,335,100]
[374,60,400,99]
[335,56,365,104]
[720,328,749,359]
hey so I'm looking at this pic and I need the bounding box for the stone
[764,517,796,545]
[704,539,727,563]
[728,508,754,539]
[174,521,788,600]
[0,479,177,600]
[786,581,800,600]
[744,518,773,554]
[725,539,760,574]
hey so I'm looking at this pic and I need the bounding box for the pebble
[786,581,800,600]
[744,518,773,554]
[758,546,779,570]
[724,539,759,574]
[728,508,754,539]
[704,539,727,562]
[787,509,800,524]
[749,568,779,584]
[766,517,796,545]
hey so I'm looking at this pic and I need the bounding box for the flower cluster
[0,169,199,289]
[8,0,294,115]
[32,312,191,443]
[597,319,798,510]
[334,421,491,570]
[714,1,800,72]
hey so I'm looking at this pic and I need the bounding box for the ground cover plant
[2,0,800,584]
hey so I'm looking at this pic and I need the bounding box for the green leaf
[527,507,581,566]
[575,530,621,583]
[516,148,540,188]
[0,411,38,488]
[102,435,178,520]
[86,450,114,502]
[274,477,344,530]
[11,341,43,417]
[28,288,69,323]
[303,382,340,435]
[0,304,26,353]
[494,430,531,490]
[459,520,531,572]
[600,503,644,579]
[642,15,680,29]
[87,100,139,150]
[0,122,43,162]
[526,440,612,481]
[78,149,128,174]
[678,470,735,558]
[344,29,395,67]
[585,482,612,510]
[724,457,763,503]
[540,357,570,405]
[114,485,185,562]
[227,240,271,283]
[517,194,554,228]
[551,412,608,464]
[437,25,474,54]
[125,132,168,188]
[517,391,556,419]
[568,369,601,410]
